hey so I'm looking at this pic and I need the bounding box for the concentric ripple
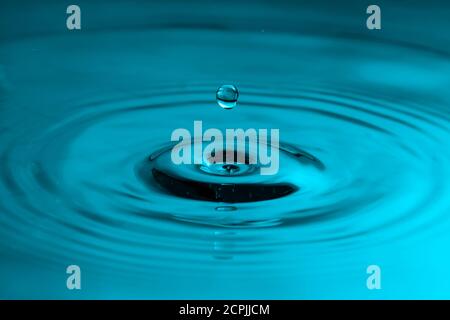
[1,22,450,298]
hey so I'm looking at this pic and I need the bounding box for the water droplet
[216,84,239,109]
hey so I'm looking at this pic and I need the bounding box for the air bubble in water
[216,84,239,109]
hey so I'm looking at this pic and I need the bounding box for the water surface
[1,0,450,299]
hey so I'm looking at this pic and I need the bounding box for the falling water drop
[216,84,239,109]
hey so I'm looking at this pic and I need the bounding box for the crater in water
[138,142,321,203]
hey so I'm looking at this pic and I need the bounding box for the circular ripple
[1,30,450,276]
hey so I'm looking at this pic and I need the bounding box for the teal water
[1,0,450,299]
